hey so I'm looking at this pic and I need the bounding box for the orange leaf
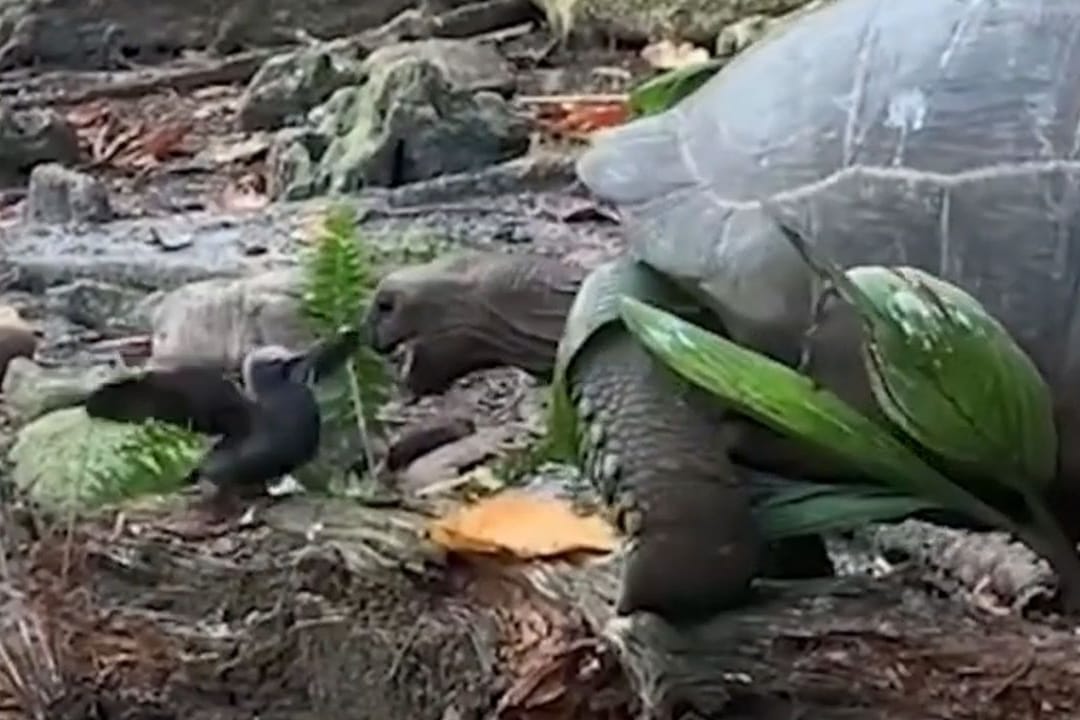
[536,101,629,139]
[427,490,618,560]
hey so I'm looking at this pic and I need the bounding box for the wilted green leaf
[774,222,1057,491]
[758,481,937,539]
[627,58,724,117]
[618,295,1005,524]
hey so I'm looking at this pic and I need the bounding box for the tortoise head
[364,252,586,396]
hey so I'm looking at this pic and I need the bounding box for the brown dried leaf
[65,101,111,129]
[138,122,193,161]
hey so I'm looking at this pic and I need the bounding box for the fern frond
[300,204,391,426]
[84,419,204,505]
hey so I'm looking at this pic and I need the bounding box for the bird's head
[241,344,305,396]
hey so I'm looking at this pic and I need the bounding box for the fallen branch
[7,49,279,110]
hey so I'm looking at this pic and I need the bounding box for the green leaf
[774,222,1057,490]
[627,58,725,117]
[618,295,1004,521]
[861,266,1055,488]
[758,481,937,539]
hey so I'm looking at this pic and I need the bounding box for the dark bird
[84,326,362,529]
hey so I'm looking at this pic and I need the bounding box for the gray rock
[359,39,516,97]
[275,56,530,199]
[266,128,326,201]
[150,268,315,369]
[0,108,80,185]
[237,44,367,132]
[46,279,152,334]
[2,357,131,423]
[24,163,113,224]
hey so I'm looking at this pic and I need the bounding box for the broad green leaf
[857,266,1056,488]
[627,58,725,117]
[758,482,938,539]
[773,221,1057,490]
[619,295,1005,522]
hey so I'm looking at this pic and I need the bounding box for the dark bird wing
[84,365,255,438]
[285,327,362,384]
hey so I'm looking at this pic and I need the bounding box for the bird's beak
[281,352,315,384]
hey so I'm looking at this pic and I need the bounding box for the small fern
[301,204,391,430]
[298,204,396,494]
[89,420,204,504]
[11,408,205,511]
[36,206,401,507]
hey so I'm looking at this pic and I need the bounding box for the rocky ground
[0,0,1079,718]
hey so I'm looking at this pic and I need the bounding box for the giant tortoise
[366,0,1080,623]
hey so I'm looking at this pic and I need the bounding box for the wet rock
[359,39,517,97]
[271,56,530,199]
[2,357,130,423]
[150,268,315,369]
[0,107,80,185]
[0,305,38,384]
[24,163,113,224]
[237,44,367,132]
[46,279,154,334]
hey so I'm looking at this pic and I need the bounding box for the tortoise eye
[375,293,395,314]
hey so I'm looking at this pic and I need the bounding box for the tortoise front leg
[568,324,833,623]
